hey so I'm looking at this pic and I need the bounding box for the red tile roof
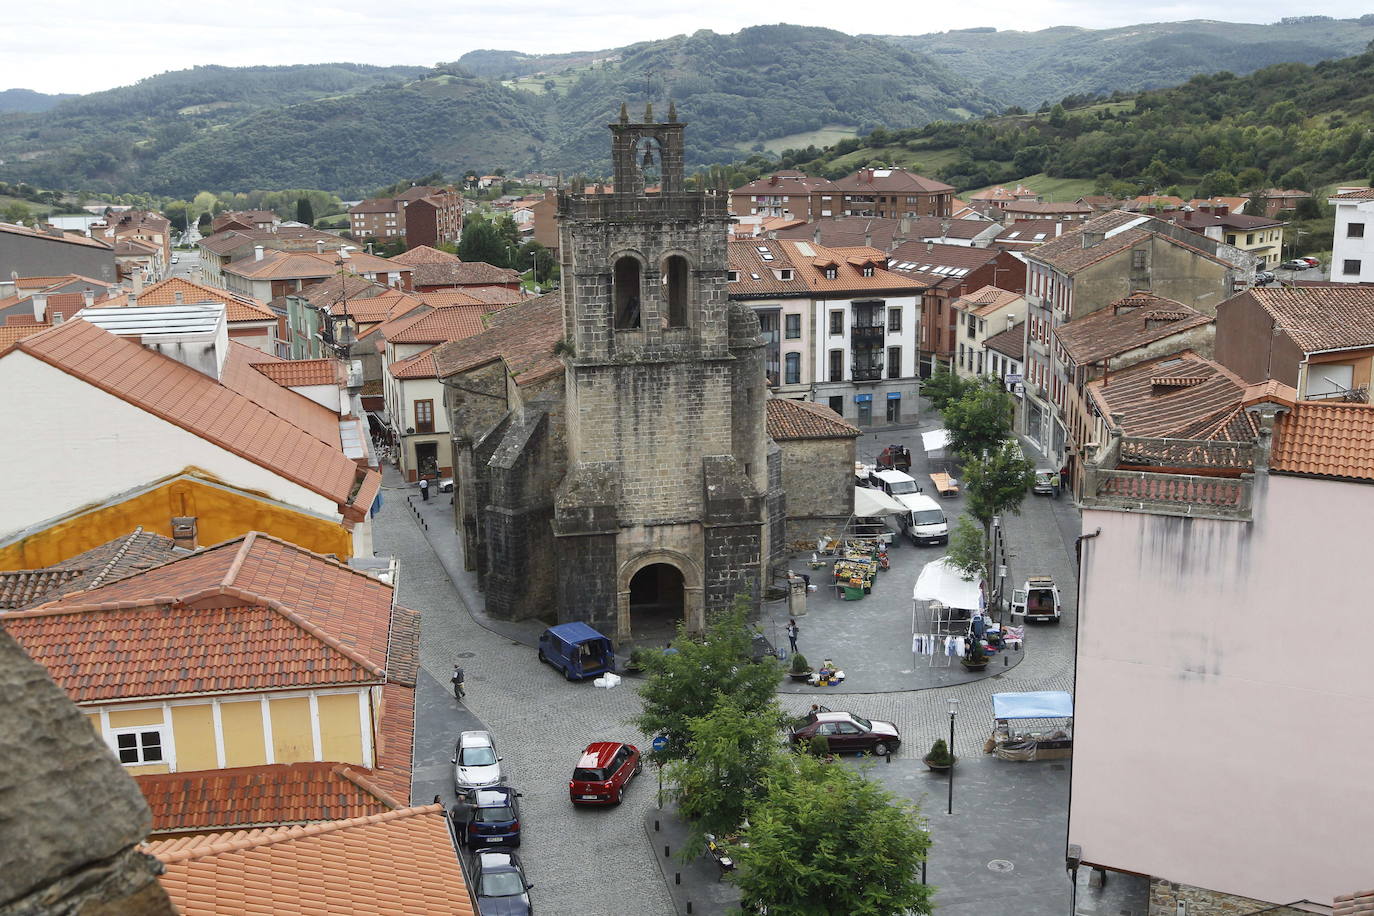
[1230,286,1374,352]
[832,167,953,194]
[151,806,474,916]
[220,343,340,446]
[328,290,424,324]
[728,239,924,297]
[253,358,342,387]
[984,322,1025,361]
[379,304,498,346]
[14,321,367,510]
[1335,888,1374,916]
[432,292,564,386]
[1054,294,1211,365]
[1271,402,1374,482]
[390,347,438,380]
[0,220,113,250]
[766,398,859,440]
[1086,350,1256,441]
[951,285,1024,318]
[0,321,49,354]
[0,530,179,610]
[225,249,405,281]
[389,245,461,266]
[136,763,399,835]
[405,260,521,288]
[1329,187,1374,200]
[105,277,276,323]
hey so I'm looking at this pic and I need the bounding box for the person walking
[419,477,430,502]
[786,618,799,654]
[451,665,465,701]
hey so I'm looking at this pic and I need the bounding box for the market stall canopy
[993,691,1073,719]
[921,428,951,452]
[854,486,907,518]
[911,557,983,610]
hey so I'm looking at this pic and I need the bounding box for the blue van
[537,622,616,680]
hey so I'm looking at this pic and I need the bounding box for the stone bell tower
[551,103,771,640]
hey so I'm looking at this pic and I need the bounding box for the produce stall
[988,691,1073,761]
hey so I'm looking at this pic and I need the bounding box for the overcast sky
[8,1,1373,95]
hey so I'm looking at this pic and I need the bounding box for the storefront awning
[992,691,1073,719]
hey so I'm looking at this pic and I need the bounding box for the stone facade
[1147,878,1309,916]
[777,435,856,545]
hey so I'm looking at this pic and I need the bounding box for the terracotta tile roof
[0,530,180,610]
[1128,194,1186,210]
[220,343,340,447]
[348,197,399,214]
[415,289,484,308]
[379,304,501,346]
[1330,188,1374,201]
[951,285,1024,318]
[432,292,564,386]
[1054,294,1211,365]
[114,238,160,256]
[1086,350,1256,441]
[371,681,416,802]
[994,219,1067,247]
[105,277,276,323]
[0,220,113,250]
[832,167,953,194]
[136,762,399,835]
[405,260,521,288]
[326,290,423,324]
[225,249,405,281]
[252,358,342,387]
[969,184,1040,202]
[1335,888,1374,916]
[886,240,1009,289]
[13,274,116,292]
[389,245,461,266]
[0,321,49,354]
[3,600,384,702]
[151,805,474,916]
[1271,402,1374,482]
[1003,200,1093,216]
[456,285,526,306]
[199,228,342,257]
[13,321,366,508]
[766,398,859,440]
[289,273,384,309]
[1231,286,1374,352]
[730,239,925,297]
[33,532,406,683]
[984,322,1025,361]
[772,217,899,250]
[731,171,838,196]
[390,347,438,380]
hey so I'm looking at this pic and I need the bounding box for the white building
[1328,186,1374,283]
[950,286,1025,380]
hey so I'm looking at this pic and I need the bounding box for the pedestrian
[419,477,430,502]
[786,618,799,654]
[450,665,465,701]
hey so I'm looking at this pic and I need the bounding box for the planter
[788,670,814,682]
[961,658,990,671]
[923,755,956,772]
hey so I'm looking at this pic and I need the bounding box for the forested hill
[0,88,74,114]
[882,16,1374,110]
[762,46,1374,200]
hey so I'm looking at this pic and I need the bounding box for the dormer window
[728,270,740,282]
[778,269,793,281]
[861,265,875,277]
[824,268,838,280]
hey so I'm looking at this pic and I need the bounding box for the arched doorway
[627,563,684,642]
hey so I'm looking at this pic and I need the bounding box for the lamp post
[947,697,958,815]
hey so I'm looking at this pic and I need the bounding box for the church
[435,105,786,640]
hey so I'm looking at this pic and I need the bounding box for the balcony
[851,325,885,342]
[1305,385,1369,403]
[1080,435,1255,521]
[852,364,883,382]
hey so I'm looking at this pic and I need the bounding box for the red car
[789,710,901,756]
[569,741,642,805]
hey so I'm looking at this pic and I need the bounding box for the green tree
[920,367,972,412]
[191,191,217,222]
[731,753,933,915]
[1278,166,1310,191]
[296,196,314,226]
[2,202,31,223]
[196,211,212,230]
[942,377,1015,459]
[457,217,511,267]
[634,596,782,763]
[665,695,783,855]
[944,515,988,582]
[962,440,1036,537]
[1047,103,1067,127]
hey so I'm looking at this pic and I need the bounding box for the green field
[827,144,969,173]
[733,125,859,155]
[0,194,53,220]
[968,173,1097,202]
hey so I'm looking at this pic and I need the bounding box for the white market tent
[911,557,983,610]
[854,486,907,518]
[992,691,1073,720]
[921,428,951,452]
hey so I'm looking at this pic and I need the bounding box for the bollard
[1004,655,1008,666]
[654,820,660,831]
[675,873,681,885]
[886,750,892,764]
[665,845,670,858]
[687,904,693,914]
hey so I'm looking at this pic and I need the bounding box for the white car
[452,730,504,794]
[171,256,180,264]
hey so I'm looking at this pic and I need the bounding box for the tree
[296,196,314,226]
[944,516,988,583]
[196,211,211,230]
[665,695,783,855]
[962,440,1035,538]
[191,191,217,222]
[517,240,554,284]
[942,377,1015,459]
[920,367,972,412]
[2,202,30,223]
[731,753,933,915]
[1278,166,1309,191]
[634,595,782,763]
[457,217,511,267]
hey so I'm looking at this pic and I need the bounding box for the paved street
[375,403,1146,914]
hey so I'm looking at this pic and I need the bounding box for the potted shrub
[622,647,648,674]
[788,652,812,681]
[923,738,955,771]
[961,641,990,671]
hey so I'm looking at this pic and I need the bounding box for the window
[888,309,902,332]
[861,265,875,277]
[784,313,801,339]
[1246,233,1254,246]
[1131,249,1146,269]
[824,267,838,280]
[967,319,977,339]
[958,342,966,367]
[113,728,164,765]
[779,269,794,281]
[977,351,984,374]
[829,311,844,336]
[414,399,435,434]
[1350,223,1366,238]
[1344,259,1362,276]
[887,346,901,378]
[829,349,843,382]
[784,352,801,385]
[664,255,689,327]
[828,395,844,416]
[727,270,740,282]
[613,256,641,329]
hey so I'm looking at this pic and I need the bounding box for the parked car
[452,730,504,795]
[789,710,901,756]
[1254,270,1275,285]
[1032,467,1060,496]
[1278,259,1311,271]
[1011,575,1063,623]
[569,741,642,805]
[538,622,615,681]
[1299,256,1321,268]
[473,849,533,916]
[171,255,180,264]
[450,786,522,848]
[900,494,948,546]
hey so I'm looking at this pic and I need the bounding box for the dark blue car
[473,849,534,916]
[451,786,522,849]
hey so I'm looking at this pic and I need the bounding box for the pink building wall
[1071,472,1374,905]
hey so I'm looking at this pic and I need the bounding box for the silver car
[452,730,504,794]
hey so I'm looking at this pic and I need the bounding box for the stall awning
[854,486,907,518]
[922,428,951,452]
[911,557,983,610]
[992,691,1073,719]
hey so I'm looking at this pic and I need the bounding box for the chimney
[32,294,47,322]
[255,245,265,261]
[173,290,183,304]
[813,225,821,246]
[82,289,95,308]
[1055,222,1063,237]
[769,174,779,186]
[316,239,325,253]
[864,227,873,249]
[132,268,143,297]
[170,516,198,550]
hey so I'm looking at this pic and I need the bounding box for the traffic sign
[651,735,668,753]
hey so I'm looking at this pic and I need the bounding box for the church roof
[766,398,860,440]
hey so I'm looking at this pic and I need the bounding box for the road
[167,249,200,282]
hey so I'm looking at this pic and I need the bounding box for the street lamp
[947,697,959,815]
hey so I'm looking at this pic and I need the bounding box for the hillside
[880,16,1374,110]
[0,88,74,114]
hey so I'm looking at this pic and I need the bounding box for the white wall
[1071,472,1374,904]
[0,351,342,539]
[1331,198,1374,283]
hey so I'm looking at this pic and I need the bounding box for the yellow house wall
[317,692,364,762]
[107,707,165,728]
[170,704,218,771]
[220,700,267,768]
[0,474,352,570]
[124,763,171,776]
[270,696,314,763]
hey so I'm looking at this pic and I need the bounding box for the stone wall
[1147,878,1309,916]
[704,523,762,614]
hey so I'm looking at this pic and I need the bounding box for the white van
[900,493,948,546]
[868,468,922,498]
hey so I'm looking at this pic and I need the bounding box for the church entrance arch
[617,550,704,642]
